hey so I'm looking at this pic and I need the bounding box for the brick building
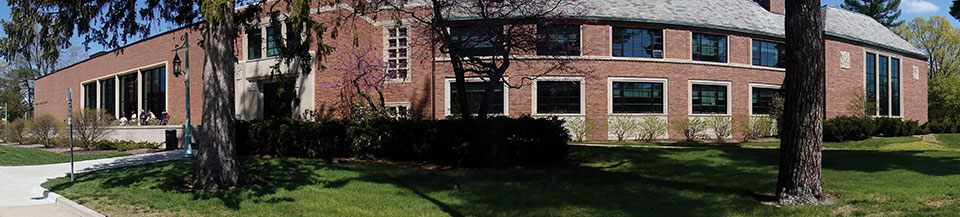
[34,0,928,141]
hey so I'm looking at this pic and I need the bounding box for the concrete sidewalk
[0,150,184,216]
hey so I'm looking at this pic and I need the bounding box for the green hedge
[236,117,570,168]
[824,116,922,142]
[923,119,960,134]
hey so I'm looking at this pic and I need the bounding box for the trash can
[165,130,178,150]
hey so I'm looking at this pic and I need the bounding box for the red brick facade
[34,2,928,141]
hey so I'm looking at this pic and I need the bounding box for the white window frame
[690,32,730,63]
[862,50,904,118]
[748,83,781,116]
[606,77,668,115]
[443,77,510,117]
[78,62,168,119]
[384,25,411,83]
[531,76,585,115]
[384,102,411,119]
[688,80,732,116]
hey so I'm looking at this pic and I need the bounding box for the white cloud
[901,0,940,14]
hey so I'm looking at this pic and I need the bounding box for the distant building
[34,0,928,141]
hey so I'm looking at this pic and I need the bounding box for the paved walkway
[0,150,184,216]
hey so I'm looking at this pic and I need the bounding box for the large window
[692,84,728,114]
[119,73,137,119]
[142,67,166,115]
[865,52,901,117]
[536,80,581,114]
[536,25,580,56]
[385,26,410,80]
[692,33,727,63]
[100,79,115,116]
[450,26,503,57]
[752,40,785,68]
[83,83,96,109]
[286,22,302,51]
[751,87,780,115]
[612,28,663,58]
[449,81,504,115]
[266,26,280,57]
[612,81,664,114]
[247,28,262,59]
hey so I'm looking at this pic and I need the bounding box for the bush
[4,119,27,144]
[823,116,876,142]
[672,118,706,142]
[608,115,637,142]
[73,109,115,150]
[28,115,63,148]
[874,117,921,137]
[94,140,162,151]
[923,119,958,134]
[636,116,668,142]
[704,115,733,142]
[237,117,570,168]
[741,116,776,141]
[563,116,597,142]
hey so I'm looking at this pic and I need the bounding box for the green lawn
[0,145,131,166]
[589,136,934,150]
[936,134,960,149]
[43,145,960,216]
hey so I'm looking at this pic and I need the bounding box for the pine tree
[841,0,904,28]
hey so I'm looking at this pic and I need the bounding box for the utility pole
[67,88,74,181]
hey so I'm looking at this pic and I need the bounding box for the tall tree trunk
[193,1,242,190]
[776,0,826,206]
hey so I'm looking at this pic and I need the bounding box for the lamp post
[172,33,194,159]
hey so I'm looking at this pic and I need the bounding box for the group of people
[119,110,169,126]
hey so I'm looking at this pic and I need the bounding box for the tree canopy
[841,0,904,28]
[894,16,960,80]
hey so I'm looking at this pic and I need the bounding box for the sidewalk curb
[55,197,104,217]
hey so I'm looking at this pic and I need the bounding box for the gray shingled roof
[580,0,924,57]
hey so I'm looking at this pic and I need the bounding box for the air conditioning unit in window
[653,50,664,58]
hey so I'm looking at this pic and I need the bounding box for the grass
[0,145,131,166]
[43,144,960,216]
[587,136,935,150]
[935,134,960,149]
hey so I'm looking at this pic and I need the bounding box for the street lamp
[172,32,194,159]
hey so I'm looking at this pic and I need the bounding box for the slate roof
[578,0,925,58]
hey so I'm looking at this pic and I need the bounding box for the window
[247,28,262,59]
[119,73,137,119]
[751,87,780,115]
[536,25,580,56]
[449,81,504,115]
[891,58,900,116]
[612,27,663,58]
[266,26,280,57]
[450,26,503,56]
[100,79,115,116]
[752,40,785,67]
[286,22,302,52]
[865,52,901,117]
[865,53,876,115]
[83,83,96,109]
[385,103,410,119]
[612,81,664,114]
[536,80,581,114]
[692,33,727,62]
[385,27,409,80]
[692,84,727,114]
[141,67,166,115]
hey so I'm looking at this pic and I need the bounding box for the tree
[72,109,114,150]
[325,45,390,118]
[841,0,904,28]
[776,0,827,206]
[929,75,960,121]
[894,16,960,80]
[1,0,365,189]
[381,0,586,119]
[951,0,960,20]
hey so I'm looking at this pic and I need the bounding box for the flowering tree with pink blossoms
[325,45,391,117]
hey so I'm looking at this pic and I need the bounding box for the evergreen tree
[841,0,904,28]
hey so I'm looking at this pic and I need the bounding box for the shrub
[94,140,161,151]
[672,118,706,142]
[704,115,733,142]
[608,115,637,142]
[923,119,958,134]
[741,116,776,141]
[874,117,921,137]
[635,116,668,142]
[4,119,27,144]
[237,117,570,168]
[28,115,63,148]
[563,116,597,142]
[73,109,115,150]
[823,116,875,142]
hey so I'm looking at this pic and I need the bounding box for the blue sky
[0,0,957,58]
